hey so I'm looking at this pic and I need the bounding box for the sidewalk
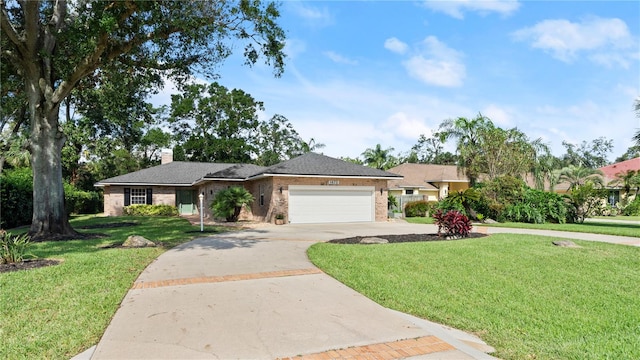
[477,225,640,247]
[81,223,497,360]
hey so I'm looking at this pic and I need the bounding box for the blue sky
[153,0,640,161]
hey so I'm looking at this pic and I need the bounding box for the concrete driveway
[87,221,497,359]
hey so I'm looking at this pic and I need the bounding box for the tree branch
[23,0,39,56]
[0,0,27,57]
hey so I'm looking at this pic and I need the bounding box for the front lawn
[308,235,640,360]
[0,216,226,359]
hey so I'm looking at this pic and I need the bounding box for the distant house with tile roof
[95,153,402,224]
[599,157,640,206]
[386,164,471,208]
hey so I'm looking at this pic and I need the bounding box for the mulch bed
[0,259,61,273]
[328,232,487,244]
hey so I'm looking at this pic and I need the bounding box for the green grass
[481,220,639,237]
[593,215,640,222]
[403,216,435,224]
[308,235,640,360]
[0,216,226,359]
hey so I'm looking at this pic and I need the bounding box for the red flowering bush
[433,210,472,238]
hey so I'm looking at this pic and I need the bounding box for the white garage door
[288,185,375,224]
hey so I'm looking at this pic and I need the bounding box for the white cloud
[422,0,520,19]
[324,51,358,65]
[481,104,513,127]
[383,112,434,140]
[512,17,635,66]
[384,37,409,54]
[402,36,466,87]
[287,2,333,27]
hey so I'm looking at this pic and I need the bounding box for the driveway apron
[90,223,496,359]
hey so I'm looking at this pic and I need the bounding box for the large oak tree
[1,0,285,239]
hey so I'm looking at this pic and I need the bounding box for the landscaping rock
[483,218,498,224]
[123,235,156,248]
[359,237,389,244]
[552,240,581,248]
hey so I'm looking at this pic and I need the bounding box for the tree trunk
[27,82,77,240]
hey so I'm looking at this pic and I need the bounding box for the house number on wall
[327,180,340,185]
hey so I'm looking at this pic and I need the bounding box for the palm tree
[557,165,604,190]
[609,170,640,197]
[361,144,395,170]
[438,113,493,185]
[210,187,255,222]
[299,137,326,153]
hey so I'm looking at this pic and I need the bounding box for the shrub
[404,200,430,217]
[563,182,607,223]
[210,187,254,222]
[435,197,466,215]
[501,188,568,224]
[0,167,33,229]
[0,230,33,264]
[622,196,640,216]
[433,210,472,238]
[64,183,103,215]
[502,203,544,224]
[123,204,179,216]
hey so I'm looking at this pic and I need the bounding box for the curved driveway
[88,221,637,359]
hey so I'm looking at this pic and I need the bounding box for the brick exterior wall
[249,176,389,223]
[103,185,178,216]
[103,177,390,222]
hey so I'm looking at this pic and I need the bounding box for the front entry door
[177,190,196,215]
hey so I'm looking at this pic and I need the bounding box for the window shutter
[124,188,131,206]
[146,188,153,205]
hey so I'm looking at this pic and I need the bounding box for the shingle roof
[205,164,267,180]
[386,163,468,189]
[96,153,402,187]
[95,162,242,186]
[249,152,403,179]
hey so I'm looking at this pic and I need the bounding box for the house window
[608,190,620,207]
[405,189,414,195]
[131,188,147,205]
[259,185,265,206]
[124,187,152,206]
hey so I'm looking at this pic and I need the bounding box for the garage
[288,185,375,224]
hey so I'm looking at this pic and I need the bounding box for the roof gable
[250,152,402,179]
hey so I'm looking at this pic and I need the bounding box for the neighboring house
[95,152,402,224]
[386,164,470,209]
[599,157,640,206]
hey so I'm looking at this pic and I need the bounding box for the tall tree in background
[361,144,397,170]
[62,63,168,184]
[1,0,285,239]
[169,82,262,163]
[255,114,316,166]
[410,133,457,165]
[560,137,613,169]
[475,126,545,181]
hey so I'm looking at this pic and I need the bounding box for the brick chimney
[161,150,173,165]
